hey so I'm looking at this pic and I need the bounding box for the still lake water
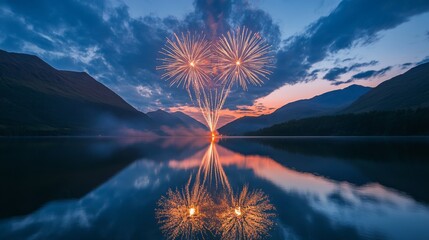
[0,137,429,240]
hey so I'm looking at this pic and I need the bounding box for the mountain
[342,62,429,113]
[171,111,208,130]
[248,108,429,136]
[219,84,371,135]
[147,109,208,130]
[0,50,155,135]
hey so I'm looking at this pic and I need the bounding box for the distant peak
[343,84,371,90]
[147,109,169,115]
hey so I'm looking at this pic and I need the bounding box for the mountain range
[248,62,429,136]
[219,84,371,135]
[221,62,429,135]
[341,62,429,113]
[1,49,428,136]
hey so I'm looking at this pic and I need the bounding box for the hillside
[171,111,208,130]
[219,85,371,135]
[147,109,207,130]
[248,108,429,136]
[0,50,154,135]
[343,62,429,113]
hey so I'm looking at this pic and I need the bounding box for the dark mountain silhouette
[342,62,429,113]
[146,109,207,130]
[219,85,371,135]
[0,50,155,135]
[248,108,429,136]
[171,111,208,130]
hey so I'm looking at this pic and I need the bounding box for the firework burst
[217,186,276,239]
[157,26,274,132]
[214,27,274,91]
[155,178,214,239]
[157,32,212,97]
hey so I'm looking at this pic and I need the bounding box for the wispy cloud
[323,60,378,81]
[333,66,392,85]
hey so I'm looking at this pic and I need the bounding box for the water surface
[0,137,429,240]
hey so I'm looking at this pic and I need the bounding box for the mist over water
[1,137,429,239]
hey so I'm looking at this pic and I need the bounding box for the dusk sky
[1,0,429,126]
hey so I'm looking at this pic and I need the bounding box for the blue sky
[1,0,428,122]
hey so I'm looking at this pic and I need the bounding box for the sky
[1,0,429,126]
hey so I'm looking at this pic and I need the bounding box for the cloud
[323,60,378,81]
[401,62,413,69]
[333,66,392,85]
[352,66,392,80]
[416,56,429,65]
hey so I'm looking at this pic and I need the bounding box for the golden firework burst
[155,179,214,239]
[217,186,276,239]
[214,27,274,91]
[157,32,212,96]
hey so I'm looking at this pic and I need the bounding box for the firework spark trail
[196,85,230,132]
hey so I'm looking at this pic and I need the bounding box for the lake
[1,137,429,240]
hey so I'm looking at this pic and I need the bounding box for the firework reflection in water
[218,185,276,239]
[155,177,214,240]
[195,140,231,193]
[156,140,276,239]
